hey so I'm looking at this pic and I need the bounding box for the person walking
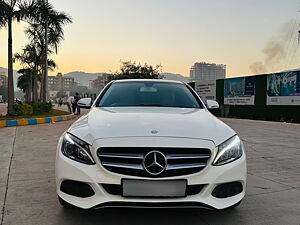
[73,93,80,115]
[57,99,61,107]
[67,95,74,113]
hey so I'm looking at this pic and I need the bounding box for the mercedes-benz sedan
[55,79,246,210]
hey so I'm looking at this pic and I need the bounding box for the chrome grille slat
[98,147,211,178]
[98,153,144,159]
[102,162,144,170]
[166,154,210,159]
[167,163,207,170]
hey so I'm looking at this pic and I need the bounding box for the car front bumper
[55,136,247,210]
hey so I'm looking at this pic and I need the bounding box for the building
[190,62,226,82]
[48,73,75,91]
[49,90,70,101]
[0,72,8,87]
[90,74,110,92]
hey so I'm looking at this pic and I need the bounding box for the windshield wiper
[164,105,196,108]
[134,104,196,108]
[134,104,166,107]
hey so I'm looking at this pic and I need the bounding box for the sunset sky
[1,0,300,77]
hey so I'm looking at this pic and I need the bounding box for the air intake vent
[98,147,211,178]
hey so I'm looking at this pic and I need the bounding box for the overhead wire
[285,2,300,69]
[287,22,300,69]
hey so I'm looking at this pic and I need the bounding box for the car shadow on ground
[57,206,245,225]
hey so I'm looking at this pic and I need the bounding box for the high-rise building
[0,72,8,87]
[190,62,226,82]
[48,73,75,91]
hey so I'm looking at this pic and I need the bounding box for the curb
[0,114,75,128]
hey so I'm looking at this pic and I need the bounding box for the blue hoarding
[224,76,256,105]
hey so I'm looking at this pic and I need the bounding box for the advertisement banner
[267,71,300,105]
[194,80,216,103]
[224,76,255,105]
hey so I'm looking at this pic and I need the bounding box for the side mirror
[206,100,219,109]
[78,98,92,109]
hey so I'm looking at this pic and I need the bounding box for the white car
[55,79,246,210]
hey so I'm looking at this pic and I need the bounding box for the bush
[13,104,33,116]
[11,102,53,116]
[31,102,53,114]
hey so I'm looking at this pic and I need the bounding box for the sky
[1,0,300,78]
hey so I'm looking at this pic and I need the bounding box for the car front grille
[97,147,211,178]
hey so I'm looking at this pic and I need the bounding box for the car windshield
[97,81,202,108]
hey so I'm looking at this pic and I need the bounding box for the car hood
[68,107,236,146]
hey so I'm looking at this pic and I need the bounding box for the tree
[16,68,33,102]
[110,61,163,81]
[17,23,58,101]
[15,43,40,102]
[0,0,24,115]
[15,42,56,103]
[24,21,66,101]
[21,0,72,102]
[0,1,7,27]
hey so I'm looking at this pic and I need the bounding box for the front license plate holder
[122,179,187,198]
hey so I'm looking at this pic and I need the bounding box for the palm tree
[24,23,63,100]
[0,1,7,27]
[15,42,56,103]
[0,0,22,114]
[17,68,33,103]
[15,44,40,102]
[0,0,37,114]
[21,0,72,102]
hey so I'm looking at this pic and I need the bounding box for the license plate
[122,179,187,197]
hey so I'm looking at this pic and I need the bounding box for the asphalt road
[0,117,300,225]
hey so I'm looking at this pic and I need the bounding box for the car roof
[113,79,184,84]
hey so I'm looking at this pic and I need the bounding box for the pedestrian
[57,99,61,107]
[67,95,74,113]
[15,98,22,105]
[73,92,80,115]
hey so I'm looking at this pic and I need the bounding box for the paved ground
[0,117,300,225]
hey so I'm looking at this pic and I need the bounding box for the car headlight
[61,133,95,165]
[213,135,244,166]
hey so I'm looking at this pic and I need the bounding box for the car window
[97,81,202,108]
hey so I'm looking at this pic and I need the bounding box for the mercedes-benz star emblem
[151,130,159,134]
[143,151,167,175]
